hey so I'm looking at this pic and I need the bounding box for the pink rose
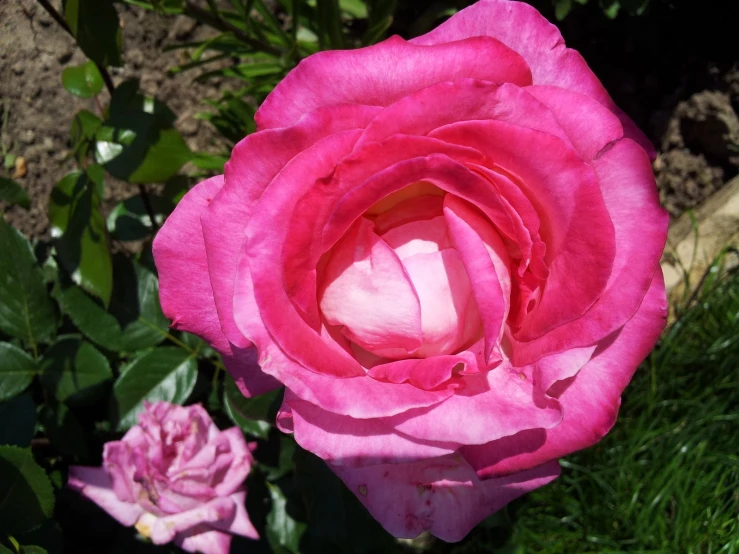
[67,402,258,554]
[153,0,668,541]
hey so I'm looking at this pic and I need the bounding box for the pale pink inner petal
[398,250,482,358]
[380,215,452,259]
[320,218,423,355]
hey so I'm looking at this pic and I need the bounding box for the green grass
[443,264,739,554]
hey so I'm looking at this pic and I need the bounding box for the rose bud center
[319,184,511,361]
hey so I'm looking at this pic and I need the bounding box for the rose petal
[464,269,667,478]
[510,139,668,364]
[153,175,279,397]
[443,195,510,364]
[320,218,423,355]
[380,216,451,259]
[332,454,560,541]
[201,104,380,349]
[242,130,366,378]
[210,490,259,539]
[176,528,232,554]
[388,367,562,447]
[429,120,615,340]
[211,428,253,497]
[355,80,569,151]
[524,85,624,161]
[368,352,476,390]
[233,251,454,418]
[410,0,655,157]
[256,36,532,130]
[67,466,144,526]
[286,395,457,468]
[400,249,481,358]
[150,497,235,544]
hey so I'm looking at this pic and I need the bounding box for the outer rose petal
[153,175,279,397]
[464,269,667,478]
[333,454,560,541]
[410,0,655,157]
[524,85,624,161]
[284,396,457,467]
[510,139,669,365]
[211,428,253,497]
[243,130,368,378]
[176,528,232,554]
[210,491,259,539]
[355,80,568,152]
[67,466,144,526]
[201,104,380,350]
[150,497,235,544]
[389,367,561,447]
[429,120,616,340]
[256,35,532,130]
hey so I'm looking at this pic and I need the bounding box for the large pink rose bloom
[67,402,258,554]
[154,0,668,541]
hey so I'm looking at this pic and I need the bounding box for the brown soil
[2,0,739,239]
[0,0,230,240]
[654,73,739,217]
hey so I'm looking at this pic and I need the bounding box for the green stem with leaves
[35,0,116,94]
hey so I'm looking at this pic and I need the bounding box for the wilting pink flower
[68,402,258,554]
[153,0,668,541]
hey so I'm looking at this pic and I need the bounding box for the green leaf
[0,177,30,209]
[106,193,172,242]
[339,0,367,18]
[554,0,573,19]
[61,61,104,98]
[113,347,197,430]
[70,110,102,164]
[0,393,36,447]
[600,0,621,18]
[0,446,54,534]
[54,256,169,352]
[365,0,396,44]
[316,0,344,49]
[39,402,88,458]
[95,80,191,184]
[21,546,48,554]
[0,217,58,346]
[222,375,278,439]
[0,342,37,401]
[63,0,122,67]
[49,171,113,306]
[266,482,307,554]
[40,338,112,405]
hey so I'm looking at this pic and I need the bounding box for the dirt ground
[0,0,230,239]
[1,0,738,239]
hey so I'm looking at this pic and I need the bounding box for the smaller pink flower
[68,402,258,554]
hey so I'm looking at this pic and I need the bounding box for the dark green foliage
[0,446,55,535]
[0,217,58,349]
[49,171,112,306]
[61,61,104,98]
[63,0,122,67]
[0,177,30,209]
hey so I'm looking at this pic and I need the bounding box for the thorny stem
[35,0,116,94]
[182,1,284,57]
